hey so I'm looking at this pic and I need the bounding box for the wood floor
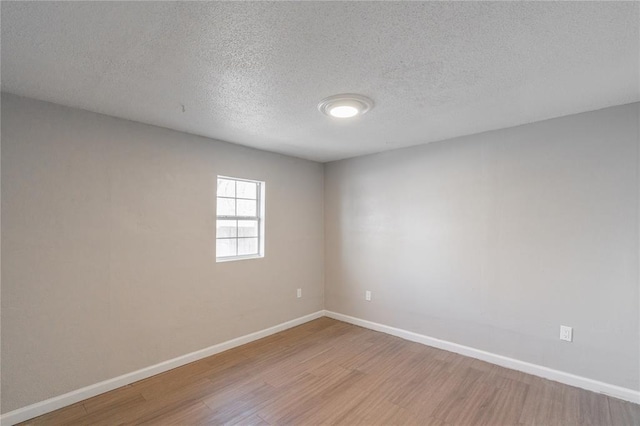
[21,318,640,425]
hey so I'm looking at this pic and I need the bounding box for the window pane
[216,176,263,261]
[217,179,235,197]
[237,181,257,199]
[217,220,237,238]
[237,199,257,216]
[238,220,258,237]
[217,238,237,257]
[238,237,258,255]
[217,197,235,216]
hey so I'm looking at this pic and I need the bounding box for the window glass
[236,180,257,199]
[217,198,236,216]
[216,176,264,261]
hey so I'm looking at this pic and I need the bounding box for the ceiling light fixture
[318,94,374,119]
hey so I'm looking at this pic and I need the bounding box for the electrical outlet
[297,288,302,298]
[365,290,372,301]
[560,325,573,342]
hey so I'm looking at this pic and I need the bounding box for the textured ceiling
[2,2,638,162]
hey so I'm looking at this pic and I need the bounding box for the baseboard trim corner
[0,310,324,426]
[323,310,640,405]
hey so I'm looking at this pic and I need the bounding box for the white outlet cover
[297,288,302,298]
[560,325,573,342]
[365,290,372,301]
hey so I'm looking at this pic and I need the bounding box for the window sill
[216,254,264,263]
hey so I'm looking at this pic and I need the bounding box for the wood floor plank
[222,413,271,426]
[17,318,639,426]
[385,352,448,407]
[81,384,144,414]
[271,369,368,425]
[578,388,612,426]
[200,377,268,412]
[136,401,214,425]
[431,367,496,425]
[519,377,566,426]
[257,367,364,424]
[333,396,421,425]
[473,376,529,425]
[608,396,640,426]
[200,381,276,424]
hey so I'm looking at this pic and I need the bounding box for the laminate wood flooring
[20,318,640,425]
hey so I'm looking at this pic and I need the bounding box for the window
[216,176,264,261]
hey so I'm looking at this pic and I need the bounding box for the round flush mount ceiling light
[318,94,374,119]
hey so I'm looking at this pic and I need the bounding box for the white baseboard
[0,310,324,426]
[324,310,640,405]
[3,309,637,425]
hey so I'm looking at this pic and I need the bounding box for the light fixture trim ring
[318,94,374,118]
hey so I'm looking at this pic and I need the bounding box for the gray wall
[1,94,325,413]
[2,94,638,414]
[325,103,639,390]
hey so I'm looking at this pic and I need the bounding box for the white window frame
[216,175,265,262]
